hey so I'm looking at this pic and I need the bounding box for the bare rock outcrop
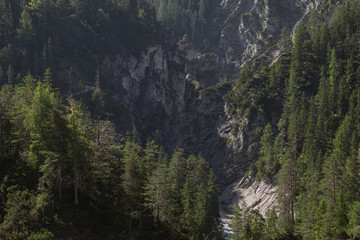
[215,0,325,80]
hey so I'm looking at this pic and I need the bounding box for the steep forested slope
[1,0,360,239]
[225,1,360,239]
[0,0,222,239]
[0,76,221,239]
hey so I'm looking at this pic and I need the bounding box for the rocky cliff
[215,0,325,79]
[81,0,342,233]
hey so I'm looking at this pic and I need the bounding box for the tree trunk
[58,164,62,201]
[74,161,79,205]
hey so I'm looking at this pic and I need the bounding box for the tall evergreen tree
[256,123,277,179]
[67,99,91,205]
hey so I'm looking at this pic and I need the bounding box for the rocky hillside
[95,0,345,216]
[0,0,348,237]
[215,0,322,79]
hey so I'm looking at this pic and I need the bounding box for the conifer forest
[0,0,360,239]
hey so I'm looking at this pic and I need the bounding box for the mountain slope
[1,0,360,239]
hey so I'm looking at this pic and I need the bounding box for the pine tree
[25,80,68,200]
[90,120,117,201]
[313,199,327,240]
[249,209,265,240]
[181,173,196,235]
[322,114,353,206]
[256,123,276,179]
[122,140,144,205]
[332,192,348,239]
[231,202,251,240]
[43,67,53,87]
[0,188,54,239]
[312,23,329,65]
[347,201,360,240]
[0,2,14,44]
[264,207,279,239]
[344,145,360,202]
[67,99,91,205]
[142,139,159,178]
[6,64,13,85]
[296,176,320,239]
[145,150,171,223]
[279,27,292,51]
[169,147,186,192]
[291,23,310,91]
[337,57,353,116]
[328,49,341,117]
[17,7,35,46]
[277,150,299,234]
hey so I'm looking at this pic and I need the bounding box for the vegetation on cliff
[1,0,360,239]
[226,1,360,239]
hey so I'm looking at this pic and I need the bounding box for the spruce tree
[6,64,13,85]
[122,140,144,205]
[333,192,348,239]
[17,8,35,46]
[257,123,276,179]
[347,201,360,240]
[313,199,327,240]
[67,99,91,205]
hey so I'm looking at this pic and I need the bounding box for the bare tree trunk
[156,205,159,222]
[74,160,79,205]
[58,164,62,201]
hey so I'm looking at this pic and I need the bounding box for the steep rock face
[99,40,259,184]
[95,0,335,203]
[165,85,229,170]
[217,106,266,184]
[216,0,322,79]
[211,0,343,180]
[105,45,185,115]
[99,42,229,147]
[85,2,344,231]
[99,45,186,134]
[97,0,339,177]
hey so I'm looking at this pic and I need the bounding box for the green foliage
[0,187,53,239]
[17,8,36,46]
[313,199,327,240]
[4,0,360,239]
[347,201,360,240]
[231,202,265,240]
[148,0,217,44]
[226,2,360,239]
[181,154,220,239]
[6,64,13,85]
[224,64,268,118]
[256,123,279,180]
[0,76,220,239]
[264,207,280,239]
[0,0,158,90]
[122,140,144,204]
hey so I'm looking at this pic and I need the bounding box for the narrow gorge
[2,0,359,239]
[92,0,344,237]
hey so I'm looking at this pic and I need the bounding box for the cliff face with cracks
[216,0,324,79]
